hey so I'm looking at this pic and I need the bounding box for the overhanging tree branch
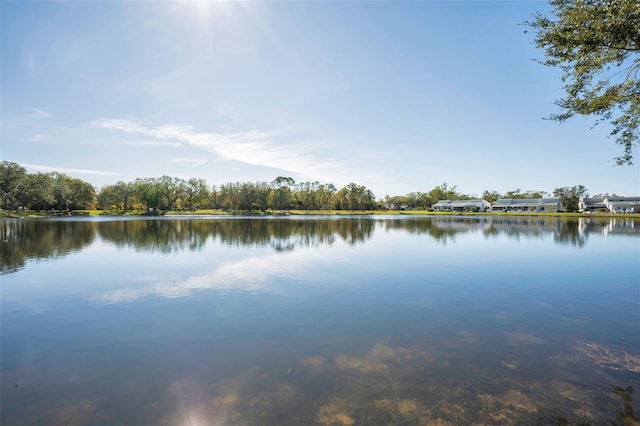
[526,0,640,164]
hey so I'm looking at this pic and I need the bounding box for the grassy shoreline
[2,209,640,219]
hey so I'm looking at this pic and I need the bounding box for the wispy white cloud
[22,163,119,177]
[92,118,146,133]
[91,118,340,181]
[31,108,53,119]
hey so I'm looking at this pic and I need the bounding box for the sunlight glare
[175,0,235,29]
[171,0,274,55]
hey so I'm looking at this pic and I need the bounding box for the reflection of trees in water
[480,217,563,244]
[1,220,96,274]
[479,217,586,247]
[96,218,376,253]
[332,218,375,246]
[553,219,585,247]
[483,216,639,247]
[97,220,211,253]
[1,219,377,274]
[380,217,591,246]
[381,218,475,244]
[481,217,586,247]
[387,216,640,247]
[3,217,638,274]
[579,217,640,237]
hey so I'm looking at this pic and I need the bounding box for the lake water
[1,216,639,425]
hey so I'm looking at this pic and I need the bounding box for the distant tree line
[0,161,598,213]
[0,161,95,212]
[0,161,376,213]
[96,176,376,213]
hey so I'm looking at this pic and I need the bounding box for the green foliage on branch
[0,161,95,211]
[526,0,640,164]
[553,185,589,212]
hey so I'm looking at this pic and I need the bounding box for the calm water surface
[1,216,639,425]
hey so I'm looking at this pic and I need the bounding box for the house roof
[608,201,640,207]
[493,198,561,205]
[606,197,640,202]
[580,198,605,205]
[432,199,489,207]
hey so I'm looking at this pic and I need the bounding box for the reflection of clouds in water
[298,355,326,369]
[501,360,517,369]
[455,330,480,346]
[505,330,545,346]
[560,316,593,324]
[97,248,342,303]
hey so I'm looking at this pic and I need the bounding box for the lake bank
[2,208,640,219]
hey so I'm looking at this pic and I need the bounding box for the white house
[431,199,491,212]
[603,197,640,213]
[578,197,606,213]
[491,198,564,212]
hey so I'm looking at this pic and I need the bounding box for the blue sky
[2,1,638,198]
